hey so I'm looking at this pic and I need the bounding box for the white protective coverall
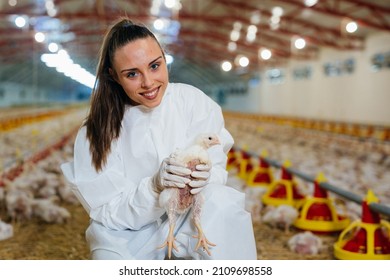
[61,83,257,260]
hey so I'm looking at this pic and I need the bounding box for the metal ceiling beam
[1,0,389,88]
[211,0,365,48]
[275,0,390,32]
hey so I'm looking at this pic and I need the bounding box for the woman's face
[111,37,168,108]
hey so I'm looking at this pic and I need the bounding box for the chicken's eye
[208,137,212,140]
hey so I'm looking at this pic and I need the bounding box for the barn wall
[223,33,390,126]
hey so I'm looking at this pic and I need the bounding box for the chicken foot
[193,221,216,256]
[157,222,178,259]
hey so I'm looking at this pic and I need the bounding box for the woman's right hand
[152,157,192,193]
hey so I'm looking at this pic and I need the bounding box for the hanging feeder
[294,173,350,233]
[226,146,239,171]
[333,190,390,260]
[237,146,254,180]
[246,150,274,188]
[262,160,305,208]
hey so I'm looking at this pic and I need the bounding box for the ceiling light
[58,49,68,56]
[41,51,95,88]
[164,0,181,9]
[45,1,54,10]
[150,0,160,15]
[230,30,240,41]
[221,61,232,72]
[34,32,45,43]
[304,0,318,7]
[164,0,176,9]
[153,19,165,30]
[247,25,257,34]
[250,12,261,25]
[270,15,281,24]
[272,6,284,17]
[238,56,249,67]
[48,42,59,53]
[294,38,306,49]
[14,16,26,28]
[47,8,57,17]
[259,48,272,60]
[246,32,256,42]
[246,25,257,42]
[45,0,57,17]
[8,0,17,6]
[227,42,237,52]
[165,54,174,64]
[346,21,358,33]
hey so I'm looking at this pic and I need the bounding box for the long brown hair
[85,18,164,171]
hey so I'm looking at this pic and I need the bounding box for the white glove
[153,157,192,193]
[189,164,211,194]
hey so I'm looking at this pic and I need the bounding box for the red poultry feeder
[262,160,305,208]
[333,190,390,260]
[226,146,239,171]
[237,146,254,180]
[246,150,274,188]
[294,173,350,233]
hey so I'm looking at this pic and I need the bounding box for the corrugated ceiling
[1,0,389,92]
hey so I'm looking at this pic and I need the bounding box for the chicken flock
[0,106,85,241]
[225,115,390,257]
[1,106,389,258]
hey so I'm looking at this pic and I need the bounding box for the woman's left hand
[189,164,211,194]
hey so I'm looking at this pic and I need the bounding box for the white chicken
[0,219,13,241]
[5,185,34,222]
[32,198,71,224]
[244,186,267,223]
[158,133,221,259]
[287,231,323,255]
[262,204,299,233]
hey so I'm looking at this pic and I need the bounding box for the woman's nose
[141,73,153,88]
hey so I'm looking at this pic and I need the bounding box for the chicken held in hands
[157,133,221,259]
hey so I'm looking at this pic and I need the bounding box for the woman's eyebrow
[120,56,163,73]
[149,56,163,65]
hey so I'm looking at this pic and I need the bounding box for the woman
[61,17,256,260]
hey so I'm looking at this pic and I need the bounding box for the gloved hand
[189,163,211,194]
[152,157,192,194]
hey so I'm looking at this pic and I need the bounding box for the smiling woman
[110,38,168,108]
[60,18,257,260]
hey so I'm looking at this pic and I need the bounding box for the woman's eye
[126,71,137,78]
[151,63,159,70]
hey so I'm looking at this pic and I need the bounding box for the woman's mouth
[141,87,159,100]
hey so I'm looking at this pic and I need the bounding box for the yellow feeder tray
[294,197,350,232]
[334,220,390,260]
[294,173,350,232]
[261,161,305,208]
[333,190,390,260]
[246,150,274,188]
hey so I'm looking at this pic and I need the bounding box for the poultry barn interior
[1,0,390,262]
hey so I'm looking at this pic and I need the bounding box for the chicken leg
[157,192,179,259]
[192,193,216,256]
[157,221,178,259]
